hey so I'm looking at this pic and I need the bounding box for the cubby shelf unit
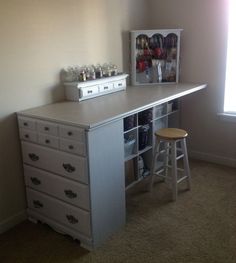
[123,99,179,190]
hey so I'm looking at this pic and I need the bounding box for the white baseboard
[0,210,27,234]
[189,150,236,168]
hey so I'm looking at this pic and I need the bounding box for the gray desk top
[18,83,206,129]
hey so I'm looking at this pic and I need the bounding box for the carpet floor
[0,160,236,263]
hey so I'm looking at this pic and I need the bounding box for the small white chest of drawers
[17,114,125,250]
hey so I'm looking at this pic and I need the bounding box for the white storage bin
[154,104,166,118]
[167,102,173,113]
[124,139,136,157]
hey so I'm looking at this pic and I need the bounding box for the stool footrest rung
[156,173,166,179]
[159,148,183,154]
[156,153,184,160]
[154,168,165,176]
[177,176,188,184]
[176,154,184,160]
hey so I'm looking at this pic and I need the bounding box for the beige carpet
[0,160,236,263]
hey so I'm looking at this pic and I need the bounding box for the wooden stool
[149,128,191,201]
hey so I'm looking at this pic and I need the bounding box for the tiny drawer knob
[30,177,41,185]
[66,215,78,224]
[68,145,74,150]
[24,134,29,139]
[28,153,39,161]
[33,200,43,209]
[62,163,76,173]
[64,189,77,199]
[23,122,28,126]
[44,127,49,131]
[67,131,73,136]
[45,139,50,144]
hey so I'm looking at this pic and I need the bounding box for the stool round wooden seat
[150,128,191,201]
[155,128,188,140]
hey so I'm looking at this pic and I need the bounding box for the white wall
[148,0,236,165]
[0,0,148,230]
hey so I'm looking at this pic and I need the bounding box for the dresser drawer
[21,141,88,184]
[24,165,90,210]
[113,79,126,89]
[37,120,58,136]
[19,129,38,143]
[60,138,86,156]
[38,134,59,149]
[99,83,113,93]
[80,85,99,97]
[59,125,85,142]
[18,117,36,130]
[26,188,91,236]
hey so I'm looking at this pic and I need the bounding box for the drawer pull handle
[33,200,43,209]
[30,177,41,185]
[67,131,73,136]
[104,86,108,90]
[64,190,77,199]
[62,163,75,173]
[24,134,29,139]
[44,127,49,131]
[45,139,50,144]
[29,153,39,161]
[118,83,122,86]
[23,122,28,126]
[66,215,78,224]
[87,90,93,94]
[68,145,74,150]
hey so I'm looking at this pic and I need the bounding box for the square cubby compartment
[138,108,153,125]
[138,124,152,151]
[123,114,137,132]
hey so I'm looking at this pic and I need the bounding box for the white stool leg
[163,142,169,181]
[171,140,178,201]
[181,138,191,190]
[149,138,160,192]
